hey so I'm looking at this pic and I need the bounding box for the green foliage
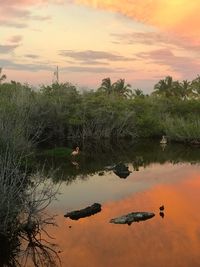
[164,115,200,143]
[0,82,41,154]
[98,77,132,98]
[153,75,200,100]
[0,68,6,84]
[0,68,200,147]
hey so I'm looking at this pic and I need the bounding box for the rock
[113,163,131,179]
[104,165,115,171]
[110,212,155,225]
[64,203,101,220]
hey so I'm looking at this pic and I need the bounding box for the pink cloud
[0,0,56,28]
[136,48,200,79]
[76,0,200,45]
[7,35,23,43]
[112,31,200,53]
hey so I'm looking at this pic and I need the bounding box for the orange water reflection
[48,169,200,267]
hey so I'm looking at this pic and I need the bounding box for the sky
[1,0,200,92]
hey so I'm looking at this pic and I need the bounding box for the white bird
[71,146,80,156]
[160,136,167,144]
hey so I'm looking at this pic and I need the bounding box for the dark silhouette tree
[113,79,132,98]
[153,76,174,97]
[98,77,114,94]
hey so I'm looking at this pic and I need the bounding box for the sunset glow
[48,166,200,267]
[1,0,200,92]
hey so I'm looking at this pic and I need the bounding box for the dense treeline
[1,68,200,153]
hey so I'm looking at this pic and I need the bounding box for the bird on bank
[71,146,80,156]
[160,136,167,144]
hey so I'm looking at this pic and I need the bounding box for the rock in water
[110,212,155,225]
[113,163,131,179]
[64,203,101,220]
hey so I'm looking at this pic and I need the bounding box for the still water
[28,141,200,266]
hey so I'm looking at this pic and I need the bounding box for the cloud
[112,31,177,46]
[59,50,134,64]
[0,21,28,28]
[0,44,19,53]
[76,0,200,45]
[0,3,52,28]
[0,0,63,7]
[25,54,40,59]
[1,0,43,6]
[30,15,51,21]
[62,65,130,73]
[0,58,129,74]
[8,35,23,43]
[136,48,200,78]
[112,31,200,53]
[0,59,53,72]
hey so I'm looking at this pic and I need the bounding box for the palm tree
[153,76,173,97]
[113,79,132,98]
[191,76,200,97]
[132,88,145,98]
[0,68,6,84]
[179,80,193,99]
[98,77,114,94]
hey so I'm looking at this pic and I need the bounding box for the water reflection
[0,171,60,267]
[159,211,165,218]
[38,140,200,183]
[50,170,200,267]
[34,140,200,267]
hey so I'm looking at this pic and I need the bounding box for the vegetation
[0,70,200,148]
[0,71,61,266]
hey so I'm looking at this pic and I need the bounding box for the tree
[0,68,6,84]
[132,88,145,98]
[153,76,174,97]
[179,80,193,100]
[98,77,114,94]
[113,79,132,98]
[191,76,200,98]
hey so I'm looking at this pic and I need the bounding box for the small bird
[159,212,164,218]
[160,135,167,144]
[71,146,80,156]
[159,205,164,211]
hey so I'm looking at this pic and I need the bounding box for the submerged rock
[64,203,101,220]
[110,212,155,225]
[113,163,131,179]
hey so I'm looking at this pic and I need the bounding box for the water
[39,140,200,267]
[13,141,200,266]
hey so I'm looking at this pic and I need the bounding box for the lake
[22,141,200,266]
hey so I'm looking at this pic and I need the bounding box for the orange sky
[1,0,200,92]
